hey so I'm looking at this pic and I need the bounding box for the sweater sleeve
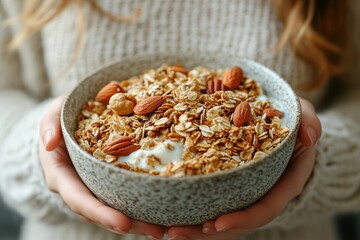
[0,95,77,223]
[0,1,76,223]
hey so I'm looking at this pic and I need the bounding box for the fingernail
[216,225,230,232]
[306,126,318,146]
[107,227,126,235]
[114,227,127,234]
[203,227,216,234]
[42,129,54,147]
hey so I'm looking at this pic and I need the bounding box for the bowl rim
[61,52,301,182]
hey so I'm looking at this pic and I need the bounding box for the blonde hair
[5,0,140,75]
[6,0,346,89]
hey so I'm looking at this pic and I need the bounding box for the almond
[222,66,244,89]
[133,96,164,116]
[233,101,251,127]
[263,108,284,118]
[103,136,140,156]
[96,81,125,104]
[167,66,189,75]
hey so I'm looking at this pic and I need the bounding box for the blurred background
[0,195,360,240]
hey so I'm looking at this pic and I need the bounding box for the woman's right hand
[39,96,166,240]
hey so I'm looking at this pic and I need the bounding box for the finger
[40,140,131,232]
[43,149,132,233]
[168,225,240,240]
[298,98,322,147]
[58,168,132,233]
[203,220,217,234]
[214,145,316,232]
[168,225,204,240]
[40,96,66,151]
[168,223,234,240]
[79,215,97,225]
[130,221,166,239]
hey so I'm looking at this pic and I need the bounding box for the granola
[75,64,289,176]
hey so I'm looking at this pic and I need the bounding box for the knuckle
[294,184,304,197]
[68,204,81,215]
[62,194,80,215]
[291,179,305,198]
[300,98,314,110]
[43,174,58,193]
[42,165,61,193]
[79,215,96,224]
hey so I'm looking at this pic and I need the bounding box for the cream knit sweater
[1,0,360,240]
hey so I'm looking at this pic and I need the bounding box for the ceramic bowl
[61,52,301,226]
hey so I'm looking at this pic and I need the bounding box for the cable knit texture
[0,0,359,240]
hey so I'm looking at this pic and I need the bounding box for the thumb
[298,98,322,148]
[40,96,66,151]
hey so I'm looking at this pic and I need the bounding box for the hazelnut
[109,93,137,115]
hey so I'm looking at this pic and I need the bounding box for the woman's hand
[167,98,322,240]
[39,96,166,240]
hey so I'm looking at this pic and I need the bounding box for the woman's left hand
[39,96,167,239]
[167,97,322,240]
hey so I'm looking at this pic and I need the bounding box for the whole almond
[222,66,244,89]
[103,136,140,156]
[263,108,284,118]
[96,81,125,104]
[133,96,164,116]
[109,93,137,115]
[233,101,252,127]
[167,66,189,75]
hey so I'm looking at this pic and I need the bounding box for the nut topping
[207,79,227,94]
[222,66,244,89]
[103,136,140,156]
[133,96,165,116]
[263,108,284,118]
[109,93,137,115]
[166,66,189,75]
[233,101,252,127]
[96,81,125,104]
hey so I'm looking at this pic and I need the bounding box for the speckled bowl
[61,52,301,226]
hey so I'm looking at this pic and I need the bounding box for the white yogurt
[119,140,184,172]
